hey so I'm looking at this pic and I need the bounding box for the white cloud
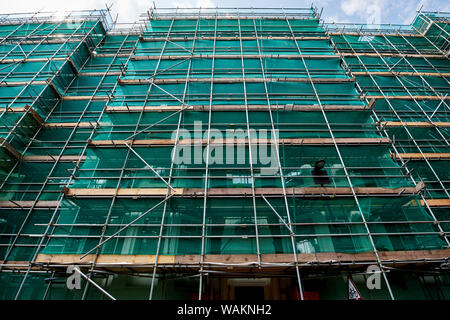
[171,0,215,9]
[401,0,426,24]
[340,0,386,24]
[2,0,449,27]
[114,0,153,24]
[1,0,164,25]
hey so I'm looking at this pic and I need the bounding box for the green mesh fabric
[0,9,449,300]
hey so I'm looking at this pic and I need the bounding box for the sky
[1,0,449,27]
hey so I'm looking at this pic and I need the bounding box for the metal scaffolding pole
[2,18,102,266]
[1,7,449,301]
[237,9,262,269]
[285,9,396,299]
[149,7,200,299]
[12,21,128,300]
[337,34,450,201]
[328,35,450,249]
[79,34,149,300]
[252,8,304,300]
[198,9,218,301]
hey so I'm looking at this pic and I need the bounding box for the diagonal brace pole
[80,194,174,259]
[124,142,175,191]
[261,195,293,234]
[430,94,448,119]
[73,267,116,300]
[124,81,192,141]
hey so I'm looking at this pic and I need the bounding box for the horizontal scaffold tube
[421,199,450,207]
[30,248,450,271]
[0,37,83,45]
[79,71,122,77]
[147,16,318,21]
[364,95,450,100]
[339,52,446,59]
[140,36,330,41]
[5,194,445,211]
[88,137,391,146]
[392,153,450,160]
[0,81,48,87]
[105,104,370,112]
[0,201,60,209]
[62,182,424,198]
[128,54,339,60]
[381,121,450,128]
[0,57,71,64]
[117,77,355,85]
[329,31,423,37]
[22,155,86,162]
[44,122,98,128]
[353,71,450,77]
[62,96,110,101]
[328,30,423,38]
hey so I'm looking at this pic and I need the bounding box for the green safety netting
[0,11,447,274]
[0,11,449,300]
[412,14,450,49]
[372,98,449,121]
[135,38,335,56]
[354,75,450,96]
[406,160,450,199]
[110,81,363,106]
[144,17,322,35]
[385,126,450,153]
[344,56,450,74]
[0,21,87,37]
[65,75,117,96]
[94,110,378,140]
[37,194,444,257]
[332,34,441,55]
[123,57,347,79]
[59,141,411,191]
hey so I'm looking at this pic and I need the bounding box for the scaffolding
[0,6,449,300]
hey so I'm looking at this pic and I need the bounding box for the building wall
[0,8,448,300]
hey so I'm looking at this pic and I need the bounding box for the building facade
[0,6,449,300]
